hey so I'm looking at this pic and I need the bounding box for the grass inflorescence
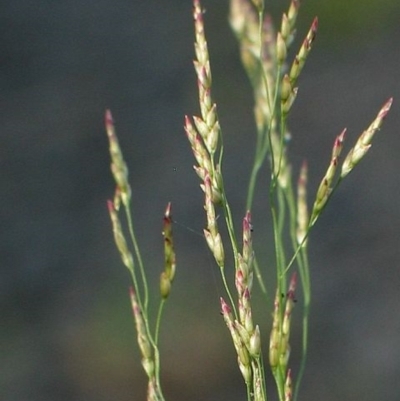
[106,1,393,400]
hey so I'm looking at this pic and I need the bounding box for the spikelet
[220,298,252,384]
[281,17,318,115]
[203,174,225,267]
[289,17,318,86]
[130,287,154,378]
[341,98,393,178]
[310,129,346,226]
[160,202,176,299]
[107,200,134,273]
[105,110,131,207]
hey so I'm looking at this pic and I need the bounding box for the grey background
[1,0,400,400]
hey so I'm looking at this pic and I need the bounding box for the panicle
[105,110,131,206]
[192,0,221,157]
[341,98,393,178]
[281,17,318,115]
[310,128,346,226]
[289,17,318,86]
[186,0,224,215]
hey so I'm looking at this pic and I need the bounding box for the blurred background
[1,0,400,400]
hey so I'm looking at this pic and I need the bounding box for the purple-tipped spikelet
[234,212,254,295]
[281,16,317,114]
[160,202,176,299]
[186,1,224,207]
[203,174,225,267]
[289,17,318,85]
[105,110,131,207]
[235,265,246,297]
[185,115,223,204]
[204,229,225,268]
[220,297,233,321]
[162,203,175,282]
[241,288,254,333]
[236,254,252,295]
[192,0,221,157]
[242,211,253,264]
[204,174,217,235]
[184,116,212,174]
[310,128,346,226]
[341,97,393,178]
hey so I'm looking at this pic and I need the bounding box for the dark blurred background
[1,0,400,400]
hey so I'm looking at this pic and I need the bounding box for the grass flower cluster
[106,1,392,400]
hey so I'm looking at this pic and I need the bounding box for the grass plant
[106,1,392,400]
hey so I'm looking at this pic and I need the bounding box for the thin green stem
[282,169,312,401]
[246,158,263,211]
[154,299,166,346]
[220,266,238,319]
[255,357,268,401]
[294,248,310,401]
[125,206,149,311]
[253,255,268,295]
[272,367,286,401]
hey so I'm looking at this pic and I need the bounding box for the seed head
[341,98,393,178]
